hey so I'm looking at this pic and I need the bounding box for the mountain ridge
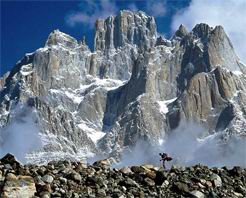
[0,10,245,165]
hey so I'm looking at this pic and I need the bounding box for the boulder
[210,173,222,187]
[1,175,36,198]
[42,175,54,184]
[190,190,205,198]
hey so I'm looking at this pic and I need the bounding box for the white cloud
[146,0,167,17]
[113,121,246,168]
[0,103,41,163]
[66,0,118,28]
[66,0,167,29]
[171,0,246,63]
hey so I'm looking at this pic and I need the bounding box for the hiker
[159,153,172,169]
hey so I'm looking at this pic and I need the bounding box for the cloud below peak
[171,0,246,63]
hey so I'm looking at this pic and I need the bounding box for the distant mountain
[0,10,245,164]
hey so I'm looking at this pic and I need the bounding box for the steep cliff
[0,10,245,163]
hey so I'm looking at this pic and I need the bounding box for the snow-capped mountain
[0,10,245,163]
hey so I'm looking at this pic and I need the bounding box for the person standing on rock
[159,153,172,169]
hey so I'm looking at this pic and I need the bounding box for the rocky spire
[94,10,157,51]
[175,24,188,38]
[192,23,213,39]
[45,29,78,48]
[207,25,241,71]
[81,36,86,45]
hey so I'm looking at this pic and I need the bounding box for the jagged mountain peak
[192,23,213,38]
[118,9,156,24]
[45,29,79,48]
[174,24,188,38]
[0,10,246,164]
[94,9,157,51]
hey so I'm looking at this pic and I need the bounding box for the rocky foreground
[0,154,245,198]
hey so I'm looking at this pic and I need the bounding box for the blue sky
[1,0,245,77]
[1,0,190,76]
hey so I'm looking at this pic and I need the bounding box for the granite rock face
[94,10,157,51]
[0,10,245,163]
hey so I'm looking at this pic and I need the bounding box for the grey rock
[174,24,188,38]
[97,189,106,196]
[144,177,155,186]
[190,190,205,198]
[42,175,54,184]
[156,36,166,46]
[73,193,79,198]
[0,71,10,90]
[161,180,169,187]
[233,192,244,197]
[125,178,140,187]
[6,173,17,180]
[0,170,4,182]
[45,29,78,48]
[94,10,157,51]
[210,173,222,187]
[86,187,93,195]
[71,172,82,183]
[4,164,12,170]
[51,191,61,197]
[173,182,189,193]
[40,193,50,198]
[120,167,133,174]
[59,177,67,184]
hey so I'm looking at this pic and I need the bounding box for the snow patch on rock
[157,98,177,114]
[78,121,106,143]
